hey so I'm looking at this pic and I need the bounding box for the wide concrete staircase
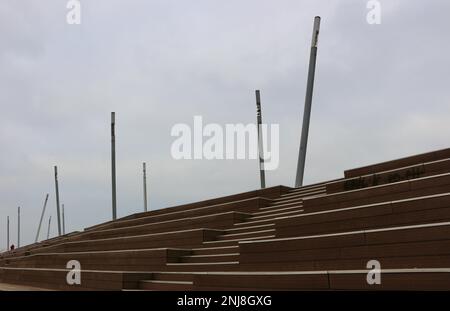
[1,148,450,290]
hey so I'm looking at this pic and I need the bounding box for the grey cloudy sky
[1,0,449,250]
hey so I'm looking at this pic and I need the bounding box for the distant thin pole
[111,112,117,220]
[295,16,321,187]
[7,216,10,251]
[47,216,52,240]
[17,206,20,248]
[62,204,66,235]
[255,90,266,189]
[35,193,49,243]
[54,166,62,235]
[143,162,148,212]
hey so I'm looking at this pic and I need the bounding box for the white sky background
[1,0,450,249]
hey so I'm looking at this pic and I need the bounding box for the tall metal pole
[54,166,62,236]
[62,204,66,235]
[143,162,148,212]
[7,216,10,251]
[295,16,321,188]
[255,90,266,189]
[111,112,117,220]
[35,193,49,243]
[17,206,20,248]
[47,216,52,240]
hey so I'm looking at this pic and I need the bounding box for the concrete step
[139,280,193,291]
[0,283,53,291]
[151,272,195,282]
[86,196,265,233]
[225,223,275,234]
[269,197,303,205]
[165,261,240,272]
[289,183,327,193]
[303,172,450,213]
[216,229,276,241]
[253,206,300,215]
[234,218,280,227]
[239,222,450,257]
[31,228,218,254]
[179,253,240,263]
[122,289,153,291]
[276,192,450,238]
[0,267,153,291]
[259,201,303,210]
[344,148,450,179]
[1,247,191,271]
[80,211,250,242]
[202,235,276,247]
[191,245,239,256]
[277,189,326,200]
[249,209,303,220]
[190,269,450,290]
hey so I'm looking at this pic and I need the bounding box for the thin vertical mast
[62,204,66,235]
[255,90,266,188]
[7,216,10,251]
[17,206,20,248]
[54,166,62,235]
[111,112,117,220]
[143,162,148,212]
[47,216,52,240]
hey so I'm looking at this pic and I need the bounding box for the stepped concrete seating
[1,148,450,290]
[0,232,82,261]
[239,222,450,271]
[304,172,450,213]
[0,187,287,260]
[275,192,450,237]
[327,158,450,193]
[86,186,291,232]
[344,148,450,178]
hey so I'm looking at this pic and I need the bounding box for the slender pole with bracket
[255,90,266,189]
[295,16,321,188]
[54,166,62,235]
[7,216,10,251]
[17,206,20,248]
[62,204,66,235]
[111,112,117,220]
[143,162,148,212]
[47,216,52,240]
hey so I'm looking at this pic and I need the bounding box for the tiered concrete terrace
[1,148,450,290]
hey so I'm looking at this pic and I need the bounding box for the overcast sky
[1,0,449,250]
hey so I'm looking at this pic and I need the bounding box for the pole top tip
[311,16,321,47]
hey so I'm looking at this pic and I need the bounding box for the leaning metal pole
[143,162,148,212]
[255,90,266,189]
[295,16,321,188]
[35,193,49,242]
[111,112,117,220]
[54,166,62,235]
